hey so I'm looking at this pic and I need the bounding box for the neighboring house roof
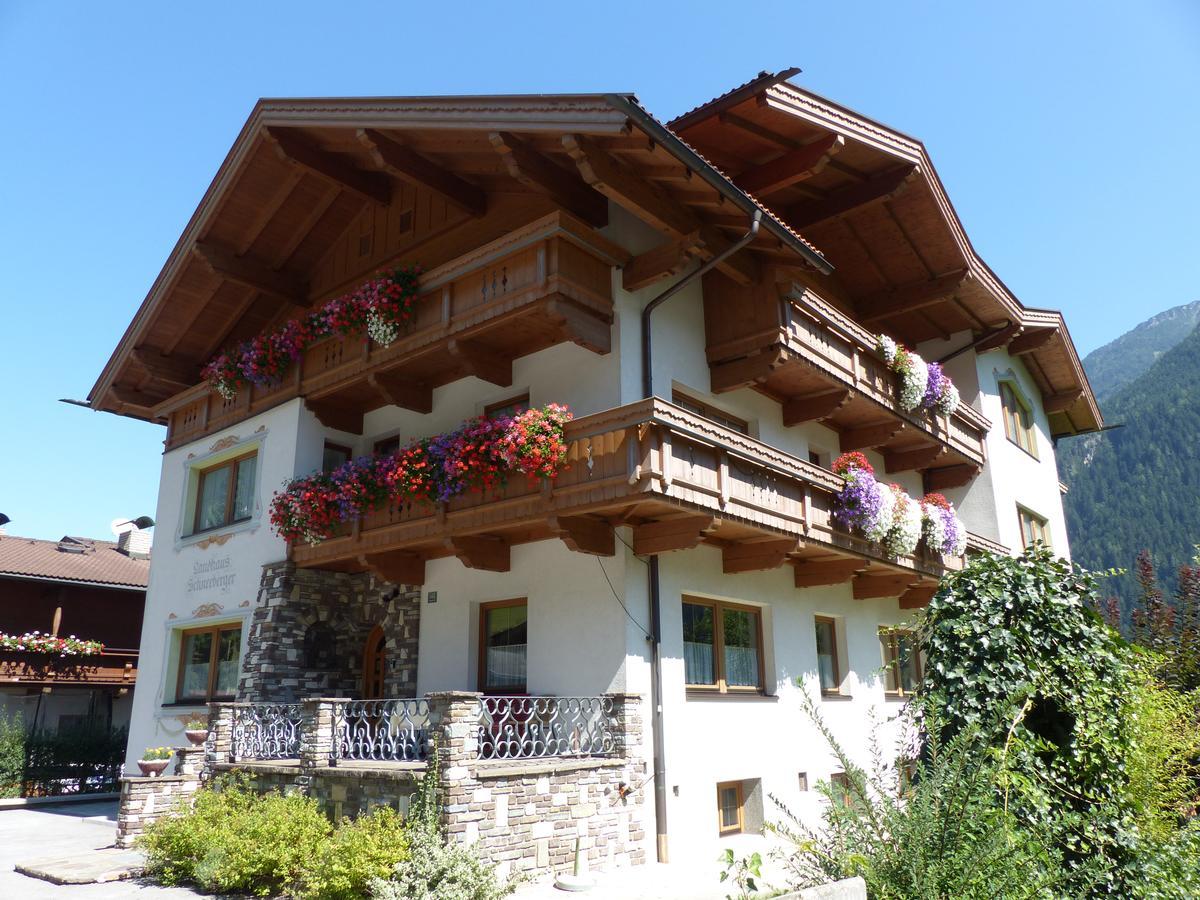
[0,534,150,590]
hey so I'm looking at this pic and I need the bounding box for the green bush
[139,776,332,896]
[750,692,1097,900]
[0,715,125,797]
[140,774,412,899]
[0,716,25,798]
[302,805,409,900]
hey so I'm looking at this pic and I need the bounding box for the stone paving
[1,799,197,899]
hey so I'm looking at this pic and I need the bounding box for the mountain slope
[1081,299,1200,401]
[1061,320,1200,605]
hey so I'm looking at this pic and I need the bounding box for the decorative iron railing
[230,703,303,760]
[332,698,430,764]
[476,695,617,761]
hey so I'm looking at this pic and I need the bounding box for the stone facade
[239,563,420,702]
[115,746,205,848]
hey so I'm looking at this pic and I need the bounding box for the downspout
[639,211,762,864]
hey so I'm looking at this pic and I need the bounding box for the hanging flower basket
[0,632,103,657]
[831,453,966,559]
[270,404,573,545]
[876,333,958,416]
[202,265,422,400]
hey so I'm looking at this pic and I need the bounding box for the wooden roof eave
[87,95,637,415]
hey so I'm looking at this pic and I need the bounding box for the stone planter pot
[137,759,170,777]
[184,729,209,746]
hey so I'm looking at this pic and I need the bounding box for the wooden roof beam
[264,126,390,206]
[839,422,905,452]
[884,445,948,474]
[305,398,363,435]
[622,231,705,292]
[784,165,919,231]
[562,134,757,285]
[131,348,200,391]
[632,515,719,555]
[924,464,980,491]
[853,573,918,600]
[108,384,164,410]
[782,389,850,426]
[974,323,1022,353]
[722,538,803,574]
[358,552,425,586]
[366,372,433,414]
[733,134,845,196]
[857,269,970,323]
[488,132,607,227]
[1043,389,1084,413]
[445,535,510,572]
[709,349,787,393]
[193,241,308,305]
[548,515,615,557]
[357,129,486,217]
[447,339,512,387]
[900,582,939,609]
[794,558,868,588]
[1008,328,1058,356]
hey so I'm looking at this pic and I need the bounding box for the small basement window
[716,781,744,835]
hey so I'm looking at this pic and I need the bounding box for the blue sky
[1,0,1198,542]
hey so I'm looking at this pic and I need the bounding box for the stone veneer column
[608,692,644,759]
[300,698,347,773]
[207,702,236,765]
[425,691,483,838]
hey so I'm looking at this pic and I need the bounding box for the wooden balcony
[292,398,961,608]
[162,211,626,450]
[703,271,990,489]
[0,648,138,688]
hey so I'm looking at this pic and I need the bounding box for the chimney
[117,529,152,560]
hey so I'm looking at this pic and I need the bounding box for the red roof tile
[0,534,149,589]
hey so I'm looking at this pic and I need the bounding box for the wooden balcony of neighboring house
[292,397,960,609]
[702,268,991,491]
[0,648,138,689]
[159,211,627,450]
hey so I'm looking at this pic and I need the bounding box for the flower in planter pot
[138,746,174,777]
[183,718,209,745]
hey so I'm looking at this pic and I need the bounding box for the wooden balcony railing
[161,211,626,450]
[703,272,990,489]
[292,398,960,608]
[0,648,138,687]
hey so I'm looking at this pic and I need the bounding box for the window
[192,451,257,534]
[322,441,352,472]
[175,624,242,703]
[682,598,764,693]
[716,781,744,835]
[879,628,922,696]
[672,389,750,435]
[1000,381,1038,457]
[814,616,842,695]
[829,772,853,808]
[1018,507,1051,549]
[484,393,530,419]
[798,772,809,791]
[374,435,401,457]
[478,599,527,693]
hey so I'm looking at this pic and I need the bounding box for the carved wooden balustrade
[160,211,626,450]
[0,648,137,688]
[704,271,990,488]
[292,398,960,607]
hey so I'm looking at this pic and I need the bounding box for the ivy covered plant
[917,547,1144,896]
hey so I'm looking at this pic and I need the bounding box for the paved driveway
[0,800,197,899]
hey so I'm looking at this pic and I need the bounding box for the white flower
[366,311,401,347]
[922,500,948,551]
[864,480,896,543]
[896,351,929,413]
[934,380,960,416]
[876,334,899,366]
[883,487,923,557]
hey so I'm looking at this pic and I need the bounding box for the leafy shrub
[0,715,125,797]
[301,805,409,900]
[139,776,332,896]
[0,716,25,798]
[751,692,1096,900]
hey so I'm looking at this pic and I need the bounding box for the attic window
[56,537,90,554]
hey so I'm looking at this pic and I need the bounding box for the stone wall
[239,562,420,702]
[115,746,205,848]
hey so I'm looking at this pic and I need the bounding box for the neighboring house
[0,532,148,732]
[89,71,1100,873]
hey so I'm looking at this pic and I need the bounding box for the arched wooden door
[362,625,387,699]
